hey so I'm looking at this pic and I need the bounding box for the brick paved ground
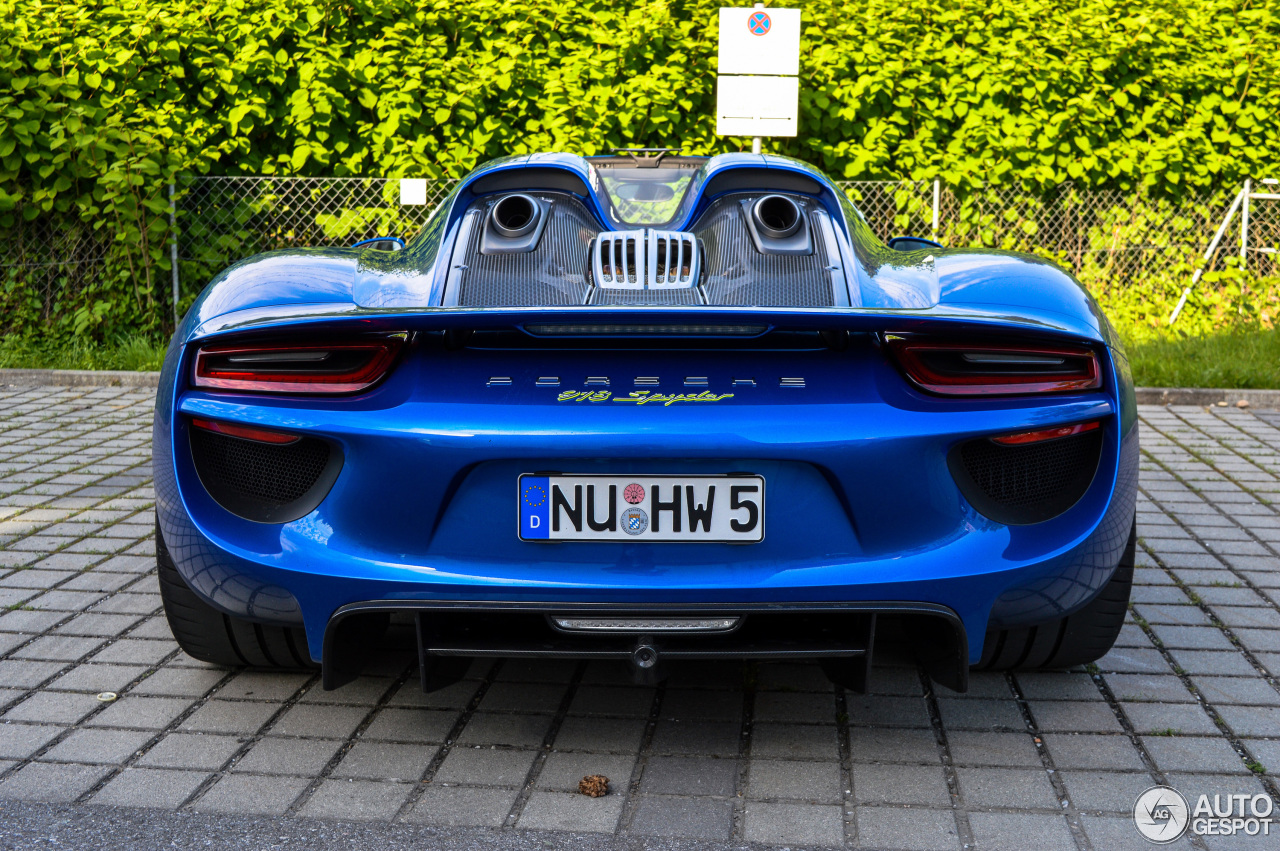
[0,385,1278,850]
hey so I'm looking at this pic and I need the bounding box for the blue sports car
[153,150,1137,694]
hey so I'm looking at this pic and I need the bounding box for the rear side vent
[190,421,342,523]
[948,427,1104,525]
[593,230,700,290]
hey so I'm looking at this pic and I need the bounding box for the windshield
[596,166,699,228]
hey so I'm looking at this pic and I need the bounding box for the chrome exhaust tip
[752,194,803,239]
[490,193,541,238]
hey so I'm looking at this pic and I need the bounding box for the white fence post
[931,179,940,240]
[1240,178,1251,270]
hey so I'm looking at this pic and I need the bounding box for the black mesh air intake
[190,428,342,524]
[694,196,836,307]
[592,288,704,305]
[948,429,1104,525]
[455,195,598,306]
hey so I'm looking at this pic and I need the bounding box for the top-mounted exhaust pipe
[752,195,802,239]
[490,193,540,237]
[741,194,812,255]
[481,193,550,254]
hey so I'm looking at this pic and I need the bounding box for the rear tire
[976,520,1135,670]
[156,518,314,669]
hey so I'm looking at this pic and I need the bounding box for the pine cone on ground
[578,774,609,797]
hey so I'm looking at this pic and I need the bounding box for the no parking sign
[717,7,800,75]
[716,7,801,138]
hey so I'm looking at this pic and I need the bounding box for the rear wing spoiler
[189,303,1110,348]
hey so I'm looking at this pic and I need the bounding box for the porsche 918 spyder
[153,150,1137,694]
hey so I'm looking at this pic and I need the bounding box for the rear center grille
[948,428,1104,525]
[593,230,700,290]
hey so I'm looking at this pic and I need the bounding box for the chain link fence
[0,214,114,330]
[3,175,1277,334]
[176,176,459,294]
[174,176,1279,290]
[933,184,1280,294]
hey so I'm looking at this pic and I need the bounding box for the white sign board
[715,75,798,137]
[717,7,801,76]
[400,178,428,205]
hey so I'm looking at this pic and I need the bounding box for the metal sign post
[715,4,801,151]
[1169,177,1278,324]
[1169,187,1244,324]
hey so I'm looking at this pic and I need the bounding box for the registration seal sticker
[621,507,648,535]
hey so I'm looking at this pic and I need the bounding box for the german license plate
[518,474,764,542]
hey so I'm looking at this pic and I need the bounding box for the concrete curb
[0,369,1277,407]
[1133,387,1280,409]
[0,368,160,388]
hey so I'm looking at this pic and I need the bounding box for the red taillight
[884,335,1101,396]
[192,335,405,395]
[190,417,300,445]
[992,420,1101,446]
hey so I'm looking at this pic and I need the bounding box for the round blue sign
[748,11,771,36]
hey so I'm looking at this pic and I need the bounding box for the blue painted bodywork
[154,153,1138,666]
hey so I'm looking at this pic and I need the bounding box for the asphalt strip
[0,802,755,851]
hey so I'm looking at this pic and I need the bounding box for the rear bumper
[154,418,1136,669]
[151,327,1139,671]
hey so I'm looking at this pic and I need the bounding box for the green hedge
[1,0,1277,340]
